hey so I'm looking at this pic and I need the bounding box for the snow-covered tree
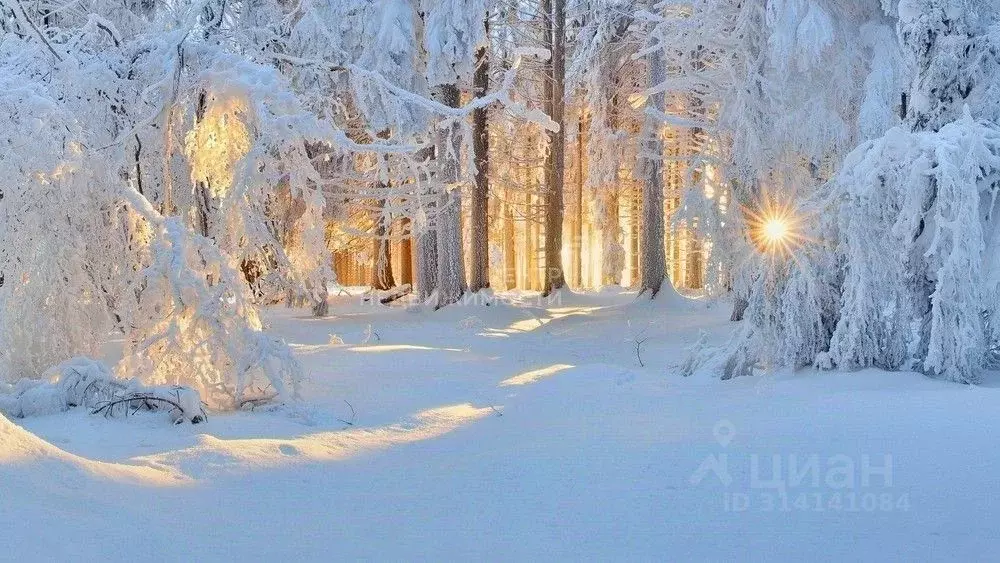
[826,0,1000,383]
[710,0,1000,384]
[0,0,552,409]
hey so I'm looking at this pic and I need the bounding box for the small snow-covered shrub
[14,381,68,419]
[678,331,714,377]
[0,357,206,424]
[116,217,303,411]
[51,357,117,408]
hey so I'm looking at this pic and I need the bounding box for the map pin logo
[713,419,735,447]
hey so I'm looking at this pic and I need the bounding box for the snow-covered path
[5,290,1000,561]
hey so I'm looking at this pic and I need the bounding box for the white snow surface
[3,289,999,561]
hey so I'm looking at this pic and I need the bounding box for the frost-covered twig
[626,320,652,368]
[336,399,356,427]
[91,394,196,423]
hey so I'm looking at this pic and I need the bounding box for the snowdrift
[0,412,187,486]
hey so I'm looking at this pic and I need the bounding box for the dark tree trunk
[542,0,566,296]
[469,22,491,293]
[639,50,666,296]
[731,297,749,322]
[194,91,212,239]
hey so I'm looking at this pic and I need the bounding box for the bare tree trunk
[629,183,640,286]
[503,199,516,289]
[731,297,749,321]
[597,31,626,288]
[469,26,491,293]
[574,114,586,287]
[194,91,212,239]
[602,190,622,286]
[399,218,413,286]
[415,216,438,301]
[413,10,437,303]
[528,189,540,290]
[640,49,667,296]
[372,236,394,290]
[686,46,707,291]
[516,145,531,289]
[542,0,566,296]
[371,199,395,291]
[433,84,467,308]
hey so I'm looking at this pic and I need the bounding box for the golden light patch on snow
[546,306,603,315]
[493,306,604,334]
[347,344,464,353]
[499,316,554,332]
[500,364,575,387]
[133,403,492,476]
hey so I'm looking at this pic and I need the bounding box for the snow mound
[0,411,73,464]
[650,282,702,311]
[0,413,187,486]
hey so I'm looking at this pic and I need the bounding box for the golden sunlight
[184,95,252,196]
[746,201,803,255]
[762,217,789,244]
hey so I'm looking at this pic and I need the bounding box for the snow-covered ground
[3,289,999,561]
